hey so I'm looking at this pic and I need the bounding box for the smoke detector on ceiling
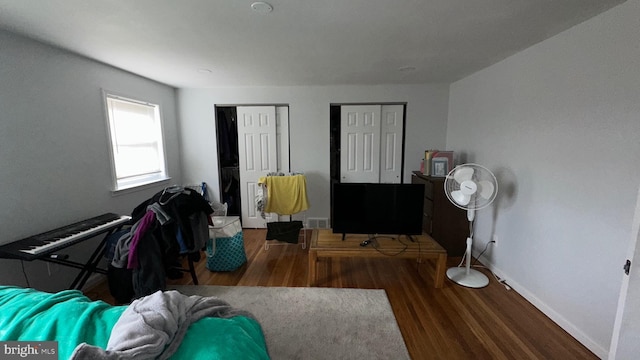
[251,2,273,14]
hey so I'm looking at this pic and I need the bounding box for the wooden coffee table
[308,229,447,288]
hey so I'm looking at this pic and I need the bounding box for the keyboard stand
[33,225,125,290]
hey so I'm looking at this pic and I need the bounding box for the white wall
[447,1,640,357]
[0,31,181,291]
[177,85,450,220]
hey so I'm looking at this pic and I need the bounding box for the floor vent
[307,217,329,229]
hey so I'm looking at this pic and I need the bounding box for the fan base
[446,267,489,288]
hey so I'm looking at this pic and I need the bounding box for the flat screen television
[332,183,425,236]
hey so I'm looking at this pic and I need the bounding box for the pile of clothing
[107,186,213,303]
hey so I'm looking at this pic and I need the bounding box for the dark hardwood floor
[85,229,597,360]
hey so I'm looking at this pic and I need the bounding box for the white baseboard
[478,255,607,359]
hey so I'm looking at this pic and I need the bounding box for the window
[104,93,168,191]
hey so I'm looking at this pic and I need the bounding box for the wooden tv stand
[308,229,447,288]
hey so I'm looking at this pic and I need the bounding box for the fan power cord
[456,240,510,290]
[477,241,511,290]
[492,272,511,291]
[456,239,493,267]
[472,240,495,266]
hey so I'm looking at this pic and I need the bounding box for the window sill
[110,177,172,197]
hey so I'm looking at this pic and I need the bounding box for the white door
[269,106,291,223]
[379,105,404,184]
[340,105,381,183]
[340,104,404,183]
[608,185,640,359]
[237,106,277,228]
[276,106,290,175]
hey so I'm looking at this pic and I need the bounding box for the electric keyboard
[0,213,131,261]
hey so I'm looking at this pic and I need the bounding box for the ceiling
[0,0,626,88]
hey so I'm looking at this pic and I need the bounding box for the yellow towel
[258,175,310,215]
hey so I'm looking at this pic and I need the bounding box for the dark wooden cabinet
[411,171,468,256]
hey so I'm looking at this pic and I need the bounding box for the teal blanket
[0,286,269,359]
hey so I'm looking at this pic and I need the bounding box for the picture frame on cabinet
[431,157,449,177]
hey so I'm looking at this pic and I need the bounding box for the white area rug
[171,285,411,360]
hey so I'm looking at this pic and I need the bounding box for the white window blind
[105,94,168,191]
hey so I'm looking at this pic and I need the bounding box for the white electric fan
[444,163,498,288]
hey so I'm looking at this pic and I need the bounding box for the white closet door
[340,105,381,183]
[237,106,277,228]
[276,106,290,174]
[379,105,404,184]
[271,106,290,222]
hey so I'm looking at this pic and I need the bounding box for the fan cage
[444,163,497,210]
